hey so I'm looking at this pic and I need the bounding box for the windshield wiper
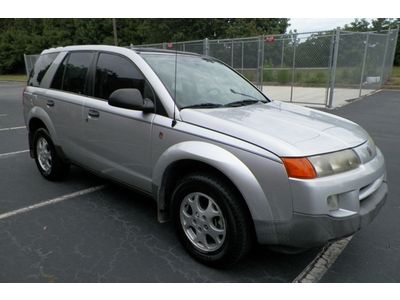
[224,99,266,107]
[180,102,223,109]
[230,89,262,100]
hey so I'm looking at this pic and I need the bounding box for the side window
[50,54,68,90]
[61,52,93,95]
[28,53,58,87]
[94,53,152,101]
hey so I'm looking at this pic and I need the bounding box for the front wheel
[172,173,253,267]
[33,128,70,181]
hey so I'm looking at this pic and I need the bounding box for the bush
[263,69,274,82]
[277,69,290,84]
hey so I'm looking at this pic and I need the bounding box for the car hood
[179,101,368,157]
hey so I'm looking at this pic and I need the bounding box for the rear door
[82,52,156,192]
[44,51,96,162]
[25,52,59,134]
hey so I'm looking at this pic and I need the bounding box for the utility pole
[113,18,118,46]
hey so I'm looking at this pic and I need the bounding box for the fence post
[203,38,209,56]
[260,35,265,91]
[327,27,340,108]
[290,33,297,102]
[281,37,285,67]
[241,41,244,74]
[256,36,265,90]
[380,30,391,86]
[359,32,370,97]
[256,37,261,89]
[231,40,234,67]
[325,32,335,105]
[23,54,30,77]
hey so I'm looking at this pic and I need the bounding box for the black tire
[33,128,70,181]
[171,173,253,267]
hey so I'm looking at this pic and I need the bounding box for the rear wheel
[172,173,253,267]
[33,128,70,181]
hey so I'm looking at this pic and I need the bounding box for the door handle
[88,109,100,118]
[46,100,55,107]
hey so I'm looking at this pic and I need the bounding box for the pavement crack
[293,236,353,283]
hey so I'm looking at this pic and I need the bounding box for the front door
[82,52,156,193]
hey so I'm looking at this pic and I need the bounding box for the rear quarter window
[28,53,59,87]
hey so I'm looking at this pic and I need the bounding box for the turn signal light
[282,157,317,179]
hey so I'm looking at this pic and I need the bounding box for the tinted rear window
[62,52,94,95]
[28,53,58,87]
[50,55,67,90]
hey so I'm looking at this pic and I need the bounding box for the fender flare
[153,141,273,222]
[27,106,60,145]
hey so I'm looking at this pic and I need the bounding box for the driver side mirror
[108,88,154,113]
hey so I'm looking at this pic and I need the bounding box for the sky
[286,18,358,33]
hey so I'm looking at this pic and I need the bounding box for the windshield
[140,53,269,109]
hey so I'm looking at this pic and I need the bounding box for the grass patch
[0,74,27,82]
[263,68,330,87]
[263,66,400,88]
[391,66,400,77]
[388,78,400,85]
[384,66,400,87]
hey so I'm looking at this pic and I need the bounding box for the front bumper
[255,147,388,248]
[255,181,387,247]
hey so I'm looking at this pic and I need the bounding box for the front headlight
[308,149,360,177]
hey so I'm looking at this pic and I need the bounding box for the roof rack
[131,47,202,56]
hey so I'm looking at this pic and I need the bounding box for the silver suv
[23,45,387,267]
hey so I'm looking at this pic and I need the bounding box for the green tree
[123,18,289,44]
[343,18,371,32]
[0,18,290,74]
[343,18,400,66]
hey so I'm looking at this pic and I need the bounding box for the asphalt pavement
[0,82,399,282]
[320,90,400,282]
[0,82,319,282]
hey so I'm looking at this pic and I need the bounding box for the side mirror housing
[108,88,154,113]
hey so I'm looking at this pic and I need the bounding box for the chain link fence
[24,27,399,108]
[333,30,399,103]
[262,32,333,105]
[23,54,40,77]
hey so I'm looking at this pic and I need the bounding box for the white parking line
[0,126,26,132]
[0,149,30,158]
[0,185,106,221]
[292,236,353,283]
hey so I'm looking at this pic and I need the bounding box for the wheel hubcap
[36,137,52,174]
[180,192,226,252]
